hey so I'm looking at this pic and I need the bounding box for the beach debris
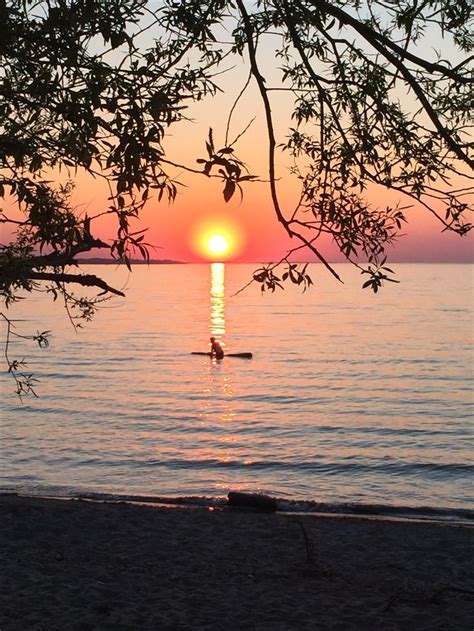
[227,491,277,512]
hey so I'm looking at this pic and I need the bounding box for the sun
[207,234,229,256]
[190,219,244,261]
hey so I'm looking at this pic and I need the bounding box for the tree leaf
[223,180,236,202]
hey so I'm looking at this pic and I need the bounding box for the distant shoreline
[77,258,184,265]
[76,259,473,265]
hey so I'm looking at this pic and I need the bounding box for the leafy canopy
[1,0,472,394]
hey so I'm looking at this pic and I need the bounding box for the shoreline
[2,494,473,630]
[2,489,473,526]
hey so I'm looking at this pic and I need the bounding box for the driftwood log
[227,491,277,512]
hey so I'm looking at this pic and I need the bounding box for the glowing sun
[191,219,244,261]
[207,234,229,257]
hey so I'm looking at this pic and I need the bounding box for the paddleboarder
[210,336,224,359]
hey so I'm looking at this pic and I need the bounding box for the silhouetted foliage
[1,0,472,394]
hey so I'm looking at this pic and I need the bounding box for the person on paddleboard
[210,336,224,359]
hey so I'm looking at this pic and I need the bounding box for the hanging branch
[235,0,342,282]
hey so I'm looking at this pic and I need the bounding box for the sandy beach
[1,494,472,630]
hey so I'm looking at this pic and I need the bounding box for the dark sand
[1,495,473,630]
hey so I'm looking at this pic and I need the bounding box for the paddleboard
[191,352,253,359]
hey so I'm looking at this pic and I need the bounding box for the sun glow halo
[191,220,243,261]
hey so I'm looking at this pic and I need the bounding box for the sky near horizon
[72,84,473,265]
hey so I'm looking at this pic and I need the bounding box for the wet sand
[1,494,473,630]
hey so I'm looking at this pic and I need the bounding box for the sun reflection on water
[195,262,245,484]
[209,262,225,339]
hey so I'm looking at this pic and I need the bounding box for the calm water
[1,263,473,514]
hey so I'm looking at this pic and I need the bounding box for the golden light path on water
[198,262,240,481]
[209,262,226,340]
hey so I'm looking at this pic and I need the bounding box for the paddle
[191,352,253,359]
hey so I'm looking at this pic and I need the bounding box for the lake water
[1,263,473,517]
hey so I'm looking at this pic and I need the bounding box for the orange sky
[29,120,469,265]
[65,165,473,265]
[70,128,473,265]
[3,93,472,265]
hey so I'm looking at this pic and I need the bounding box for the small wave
[89,456,473,481]
[2,487,472,525]
[277,498,474,524]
